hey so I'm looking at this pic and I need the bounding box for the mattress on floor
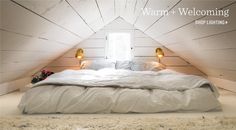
[18,69,221,114]
[18,85,221,114]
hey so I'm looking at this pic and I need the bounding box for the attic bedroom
[0,0,236,129]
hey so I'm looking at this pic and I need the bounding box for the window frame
[105,30,134,60]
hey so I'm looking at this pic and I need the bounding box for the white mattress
[18,69,221,114]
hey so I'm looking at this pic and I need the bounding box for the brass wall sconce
[75,48,84,67]
[155,48,164,63]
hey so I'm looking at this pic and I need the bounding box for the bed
[18,60,221,114]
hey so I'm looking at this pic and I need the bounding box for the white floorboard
[0,89,236,117]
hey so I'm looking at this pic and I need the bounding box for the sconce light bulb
[77,56,82,59]
[158,55,163,58]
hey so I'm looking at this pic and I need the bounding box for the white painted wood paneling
[1,30,70,52]
[103,17,134,30]
[198,66,236,81]
[12,0,61,14]
[42,0,94,38]
[133,56,190,65]
[1,61,50,73]
[208,77,236,92]
[119,0,137,23]
[121,0,148,24]
[62,48,105,58]
[134,37,161,47]
[0,70,29,83]
[1,1,82,45]
[49,58,80,67]
[84,48,105,57]
[44,66,80,73]
[0,61,51,82]
[2,0,235,89]
[2,51,63,63]
[164,42,193,53]
[96,0,116,24]
[24,63,51,77]
[0,0,84,83]
[157,4,236,44]
[134,0,179,31]
[186,57,236,71]
[15,0,94,38]
[134,29,148,37]
[145,0,232,39]
[134,47,177,57]
[76,39,106,48]
[115,0,126,16]
[166,66,205,76]
[0,77,30,95]
[189,4,236,40]
[45,18,203,76]
[167,45,236,61]
[67,0,104,32]
[166,44,236,72]
[152,1,236,82]
[151,1,235,45]
[90,30,106,39]
[161,57,189,66]
[197,30,236,50]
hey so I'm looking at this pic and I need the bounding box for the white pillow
[145,61,164,71]
[130,61,146,71]
[131,61,164,71]
[81,60,116,70]
[115,61,132,70]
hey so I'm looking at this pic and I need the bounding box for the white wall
[0,0,84,84]
[2,0,234,92]
[45,18,205,76]
[139,0,236,81]
[208,77,236,93]
[0,77,31,95]
[0,0,119,84]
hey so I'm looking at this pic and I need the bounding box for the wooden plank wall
[0,0,74,83]
[0,0,82,83]
[45,18,205,76]
[1,0,235,88]
[140,1,236,81]
[0,0,117,84]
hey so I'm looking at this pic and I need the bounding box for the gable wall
[45,18,205,76]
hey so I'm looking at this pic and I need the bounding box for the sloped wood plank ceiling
[44,17,205,76]
[0,0,236,84]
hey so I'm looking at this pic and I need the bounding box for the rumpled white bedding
[18,69,221,114]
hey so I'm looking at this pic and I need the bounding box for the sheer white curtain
[106,33,132,60]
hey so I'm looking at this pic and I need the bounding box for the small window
[106,33,132,60]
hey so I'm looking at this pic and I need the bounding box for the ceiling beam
[114,0,116,16]
[125,0,128,10]
[133,0,138,14]
[95,0,105,23]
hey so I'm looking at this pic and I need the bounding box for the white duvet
[18,69,221,114]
